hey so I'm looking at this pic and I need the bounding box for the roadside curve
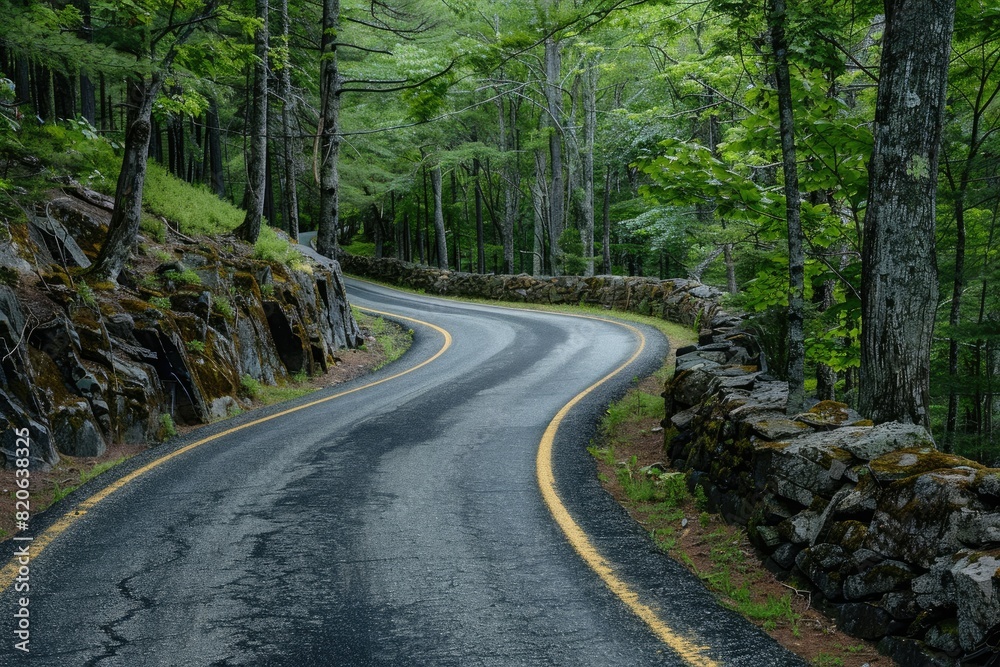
[0,279,804,665]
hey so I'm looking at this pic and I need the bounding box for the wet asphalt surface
[0,279,805,666]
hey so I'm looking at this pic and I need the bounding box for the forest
[0,1,997,461]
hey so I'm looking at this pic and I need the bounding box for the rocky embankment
[0,184,361,470]
[666,312,1000,666]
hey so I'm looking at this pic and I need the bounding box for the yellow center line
[535,313,719,667]
[0,307,450,592]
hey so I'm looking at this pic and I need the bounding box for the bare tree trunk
[431,165,449,270]
[235,0,269,243]
[89,76,161,282]
[532,149,549,276]
[544,36,563,274]
[581,55,598,277]
[769,0,806,415]
[497,90,519,274]
[277,0,299,241]
[206,98,225,198]
[602,167,611,274]
[316,0,341,257]
[859,0,955,427]
[815,278,838,401]
[473,159,485,273]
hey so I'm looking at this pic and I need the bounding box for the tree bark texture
[236,0,270,244]
[316,0,341,257]
[89,76,161,282]
[431,165,449,270]
[277,0,300,242]
[581,56,598,277]
[769,0,806,415]
[544,36,563,274]
[859,0,956,427]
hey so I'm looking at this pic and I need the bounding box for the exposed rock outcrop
[0,187,362,470]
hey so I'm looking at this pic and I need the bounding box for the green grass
[213,296,234,320]
[149,296,171,310]
[164,268,202,286]
[342,236,376,256]
[240,372,312,405]
[50,481,75,504]
[159,413,178,440]
[602,390,664,436]
[351,307,414,370]
[143,163,243,236]
[143,164,300,267]
[79,457,127,484]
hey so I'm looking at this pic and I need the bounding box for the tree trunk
[206,99,225,198]
[497,90,519,274]
[89,76,161,282]
[275,0,299,242]
[431,165,449,270]
[80,73,96,125]
[316,0,341,257]
[769,0,806,415]
[53,71,74,121]
[602,166,611,274]
[581,55,598,277]
[859,0,955,427]
[474,159,485,273]
[544,36,563,274]
[815,278,838,401]
[235,0,270,244]
[532,149,549,276]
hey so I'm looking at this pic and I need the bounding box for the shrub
[149,296,172,310]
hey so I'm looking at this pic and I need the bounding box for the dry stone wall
[339,253,731,329]
[666,315,1000,666]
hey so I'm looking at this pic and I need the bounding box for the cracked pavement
[0,280,804,666]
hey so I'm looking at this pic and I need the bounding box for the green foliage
[213,295,234,320]
[159,413,177,439]
[143,164,243,236]
[50,481,75,504]
[240,374,262,398]
[75,280,97,307]
[185,339,205,354]
[252,226,298,265]
[602,391,664,435]
[164,268,202,286]
[148,296,172,310]
[342,235,376,257]
[80,457,128,484]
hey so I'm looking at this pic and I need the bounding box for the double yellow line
[0,308,450,592]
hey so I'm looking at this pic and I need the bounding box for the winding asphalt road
[0,279,804,666]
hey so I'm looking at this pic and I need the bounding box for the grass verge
[593,373,888,667]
